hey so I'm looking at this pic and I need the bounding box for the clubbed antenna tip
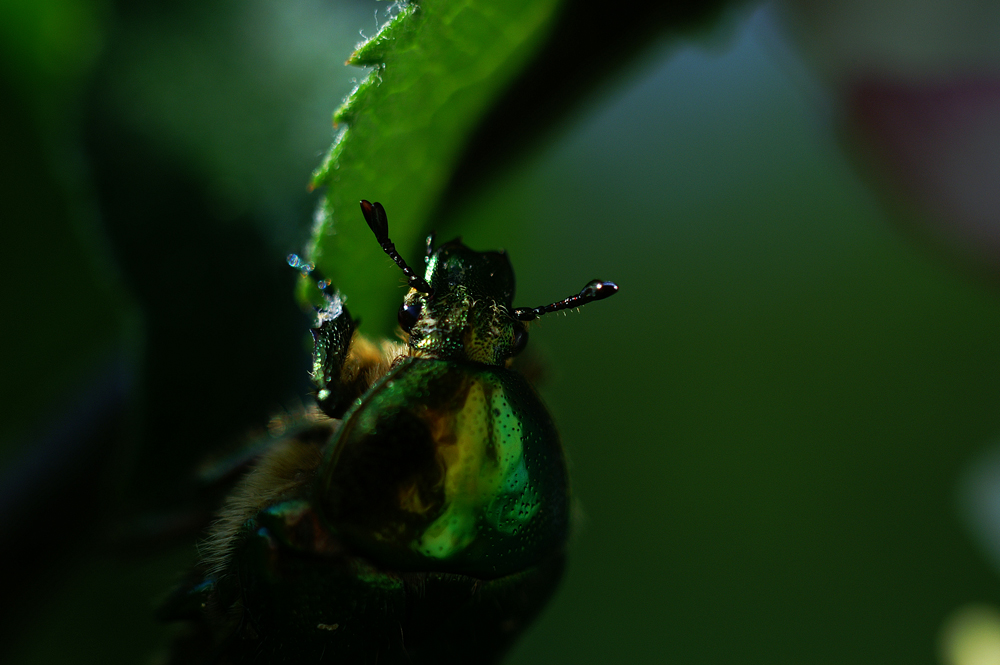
[359,200,433,295]
[514,279,618,322]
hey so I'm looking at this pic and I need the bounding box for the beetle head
[360,200,618,366]
[402,239,526,365]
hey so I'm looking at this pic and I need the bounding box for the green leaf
[307,0,563,334]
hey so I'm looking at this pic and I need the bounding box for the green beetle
[160,201,617,664]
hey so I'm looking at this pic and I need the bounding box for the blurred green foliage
[309,0,563,332]
[3,1,1000,665]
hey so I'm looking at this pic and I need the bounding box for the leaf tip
[347,3,418,67]
[332,103,353,127]
[310,130,347,190]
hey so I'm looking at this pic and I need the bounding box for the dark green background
[3,2,1000,664]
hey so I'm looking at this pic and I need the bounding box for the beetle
[160,201,618,664]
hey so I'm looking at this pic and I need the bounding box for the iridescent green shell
[319,356,568,578]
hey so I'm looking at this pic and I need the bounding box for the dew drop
[287,254,316,275]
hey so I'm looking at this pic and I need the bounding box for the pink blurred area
[849,77,1000,268]
[777,0,1000,271]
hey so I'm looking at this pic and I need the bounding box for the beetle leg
[310,290,406,419]
[310,290,358,419]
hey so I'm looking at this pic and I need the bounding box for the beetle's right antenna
[360,200,433,295]
[514,280,618,322]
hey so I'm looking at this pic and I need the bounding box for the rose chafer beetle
[160,201,617,664]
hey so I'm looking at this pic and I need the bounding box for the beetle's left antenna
[360,200,433,295]
[514,279,618,322]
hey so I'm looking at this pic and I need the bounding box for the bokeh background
[3,1,1000,664]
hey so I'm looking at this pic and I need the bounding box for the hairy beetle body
[161,202,616,664]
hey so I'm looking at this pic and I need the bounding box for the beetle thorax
[400,241,522,365]
[407,285,517,365]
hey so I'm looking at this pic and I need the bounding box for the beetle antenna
[360,200,433,295]
[514,279,618,322]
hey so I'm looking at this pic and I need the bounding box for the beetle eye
[511,327,528,356]
[398,302,421,331]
